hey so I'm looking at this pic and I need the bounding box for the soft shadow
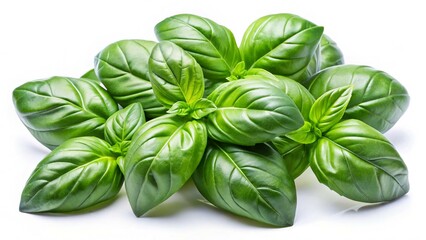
[338,195,410,215]
[144,180,203,218]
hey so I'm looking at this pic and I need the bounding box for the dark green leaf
[104,102,146,155]
[309,85,353,133]
[309,119,409,202]
[124,115,207,216]
[240,13,324,82]
[308,65,410,133]
[19,137,123,213]
[319,34,344,70]
[206,80,304,146]
[149,41,204,108]
[12,76,118,149]
[193,141,296,227]
[155,14,241,80]
[94,39,166,118]
[271,136,310,179]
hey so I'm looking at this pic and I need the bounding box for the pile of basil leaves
[13,13,410,227]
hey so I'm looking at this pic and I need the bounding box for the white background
[1,0,425,239]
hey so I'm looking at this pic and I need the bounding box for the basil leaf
[271,136,310,179]
[20,137,123,213]
[308,65,410,133]
[204,78,227,97]
[155,14,241,80]
[319,34,344,70]
[206,80,304,146]
[303,34,345,86]
[149,41,204,108]
[309,85,353,133]
[190,98,217,120]
[12,76,118,149]
[124,115,207,216]
[193,141,296,227]
[309,119,409,202]
[240,13,324,82]
[243,71,315,119]
[95,39,166,118]
[81,69,100,84]
[104,102,146,155]
[285,121,317,144]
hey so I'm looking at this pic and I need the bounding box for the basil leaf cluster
[12,13,410,228]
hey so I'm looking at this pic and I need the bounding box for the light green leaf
[149,41,204,108]
[309,85,353,133]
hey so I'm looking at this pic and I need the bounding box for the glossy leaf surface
[20,137,123,213]
[104,102,146,155]
[81,69,100,84]
[309,85,352,133]
[95,39,166,118]
[12,76,118,149]
[193,141,296,227]
[240,13,324,82]
[309,119,409,202]
[148,41,204,108]
[206,80,304,146]
[271,136,310,179]
[155,14,241,80]
[319,34,344,70]
[124,116,207,216]
[308,65,410,133]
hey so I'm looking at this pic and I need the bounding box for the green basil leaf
[193,141,296,227]
[303,34,345,86]
[124,115,207,216]
[167,101,191,116]
[308,65,410,133]
[285,121,317,144]
[309,119,409,202]
[19,137,123,213]
[242,71,315,119]
[149,41,204,108]
[240,13,324,82]
[319,34,344,70]
[95,39,167,118]
[155,14,241,80]
[104,102,146,155]
[309,85,353,133]
[206,80,304,146]
[271,136,310,179]
[204,78,227,97]
[81,69,100,84]
[190,98,217,120]
[12,76,119,149]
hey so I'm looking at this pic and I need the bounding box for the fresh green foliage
[309,119,409,202]
[148,41,204,108]
[20,137,123,213]
[240,13,324,82]
[193,141,296,227]
[155,14,241,81]
[319,34,345,70]
[206,79,304,146]
[95,39,167,118]
[12,76,118,149]
[308,65,410,133]
[13,12,411,228]
[124,116,207,216]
